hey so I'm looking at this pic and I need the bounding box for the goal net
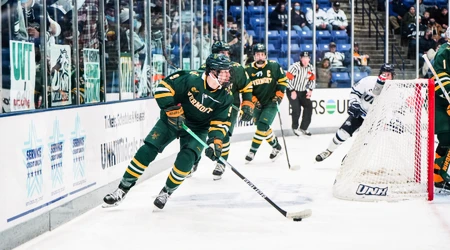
[333,79,435,201]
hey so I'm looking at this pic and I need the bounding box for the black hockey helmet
[205,53,231,73]
[252,43,266,55]
[211,41,230,53]
[379,63,396,76]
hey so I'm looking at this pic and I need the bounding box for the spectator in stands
[419,29,437,61]
[181,32,198,58]
[213,7,225,28]
[390,0,409,34]
[422,11,431,26]
[429,18,444,41]
[324,42,346,72]
[291,2,310,32]
[406,16,428,59]
[327,2,348,31]
[269,2,288,31]
[416,0,437,16]
[353,42,371,75]
[402,6,417,28]
[435,7,448,30]
[317,58,331,88]
[306,3,332,31]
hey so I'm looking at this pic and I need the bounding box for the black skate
[435,182,450,195]
[103,185,129,208]
[212,163,225,180]
[245,151,255,163]
[186,163,198,178]
[154,188,171,209]
[270,143,282,161]
[316,150,332,162]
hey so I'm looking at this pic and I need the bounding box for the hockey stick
[422,54,450,104]
[276,103,294,170]
[182,123,312,221]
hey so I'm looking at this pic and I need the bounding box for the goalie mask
[205,53,231,89]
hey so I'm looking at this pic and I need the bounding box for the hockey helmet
[211,41,230,53]
[379,63,396,76]
[252,43,266,55]
[205,53,231,73]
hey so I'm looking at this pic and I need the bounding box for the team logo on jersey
[191,87,199,93]
[256,71,263,77]
[151,132,159,140]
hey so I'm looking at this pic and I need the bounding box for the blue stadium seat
[268,5,276,14]
[229,6,246,18]
[247,30,256,38]
[318,0,330,5]
[248,6,264,17]
[301,3,312,13]
[423,0,436,5]
[279,30,300,45]
[403,0,414,7]
[300,44,314,53]
[267,44,279,57]
[354,72,368,83]
[250,17,265,30]
[281,44,300,57]
[337,43,351,53]
[331,30,348,44]
[299,30,313,44]
[277,57,295,70]
[317,43,330,52]
[268,30,281,49]
[317,30,332,44]
[331,72,351,88]
[436,0,447,7]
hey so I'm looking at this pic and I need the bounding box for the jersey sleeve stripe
[278,77,288,82]
[210,121,232,126]
[351,87,363,97]
[154,93,174,99]
[208,127,226,136]
[154,87,170,93]
[159,80,175,95]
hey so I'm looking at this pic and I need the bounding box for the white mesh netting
[333,79,434,201]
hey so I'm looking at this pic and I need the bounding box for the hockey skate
[316,150,332,162]
[186,163,198,178]
[154,188,171,209]
[435,182,450,195]
[103,186,128,208]
[300,129,312,136]
[245,151,255,163]
[292,128,301,136]
[212,162,225,180]
[269,143,282,161]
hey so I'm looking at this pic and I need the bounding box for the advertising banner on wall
[83,49,100,103]
[0,99,160,233]
[120,53,133,100]
[49,45,72,107]
[9,40,36,112]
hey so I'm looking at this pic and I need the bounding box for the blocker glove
[272,90,284,104]
[348,102,366,118]
[205,137,223,161]
[165,105,185,130]
[240,100,254,122]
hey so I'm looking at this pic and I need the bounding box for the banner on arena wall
[233,88,351,134]
[9,40,36,112]
[182,57,201,70]
[120,53,133,99]
[83,49,100,103]
[49,45,72,107]
[0,99,160,233]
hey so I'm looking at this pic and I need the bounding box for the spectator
[327,2,348,31]
[406,17,428,59]
[291,2,310,32]
[213,7,224,28]
[429,18,444,41]
[415,0,437,16]
[324,42,346,72]
[422,11,431,26]
[317,58,331,88]
[306,3,332,31]
[353,42,371,75]
[389,0,402,34]
[402,6,417,28]
[435,7,448,30]
[269,2,288,31]
[419,29,437,61]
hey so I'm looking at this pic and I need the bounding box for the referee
[286,51,316,136]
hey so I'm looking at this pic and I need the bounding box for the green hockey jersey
[199,61,253,107]
[154,70,233,139]
[432,42,450,134]
[245,60,288,106]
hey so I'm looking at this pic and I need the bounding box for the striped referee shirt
[287,62,316,91]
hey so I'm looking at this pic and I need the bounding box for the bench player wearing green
[431,27,450,193]
[103,54,233,209]
[245,43,288,162]
[190,41,254,180]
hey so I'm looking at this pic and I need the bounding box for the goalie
[315,63,395,162]
[431,27,450,194]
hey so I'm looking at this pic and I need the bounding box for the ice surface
[14,134,450,250]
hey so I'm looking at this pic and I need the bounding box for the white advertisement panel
[233,88,351,134]
[0,99,159,232]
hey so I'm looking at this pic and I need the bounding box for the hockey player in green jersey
[190,41,254,180]
[103,54,233,209]
[244,43,288,162]
[431,27,450,194]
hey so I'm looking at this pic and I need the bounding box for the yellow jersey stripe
[252,138,263,144]
[132,158,147,169]
[278,77,288,82]
[277,81,289,87]
[210,121,232,126]
[209,127,226,136]
[159,80,175,95]
[126,168,141,178]
[435,80,450,91]
[154,93,173,99]
[173,165,189,176]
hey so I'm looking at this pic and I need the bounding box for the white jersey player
[315,63,395,162]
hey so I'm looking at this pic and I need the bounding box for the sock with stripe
[250,123,270,153]
[164,148,196,194]
[120,142,158,189]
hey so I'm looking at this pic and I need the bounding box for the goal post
[333,79,435,201]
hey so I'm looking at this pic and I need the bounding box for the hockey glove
[240,100,254,122]
[165,105,185,131]
[272,90,284,104]
[205,137,223,161]
[348,102,366,118]
[252,96,262,110]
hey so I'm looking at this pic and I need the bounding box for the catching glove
[165,105,185,130]
[205,137,223,161]
[348,102,366,118]
[272,90,284,104]
[240,100,254,122]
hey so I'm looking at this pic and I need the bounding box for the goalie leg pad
[434,133,450,183]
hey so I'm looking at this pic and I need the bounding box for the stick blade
[286,209,312,221]
[289,164,301,171]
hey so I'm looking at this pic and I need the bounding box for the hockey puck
[293,218,302,222]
